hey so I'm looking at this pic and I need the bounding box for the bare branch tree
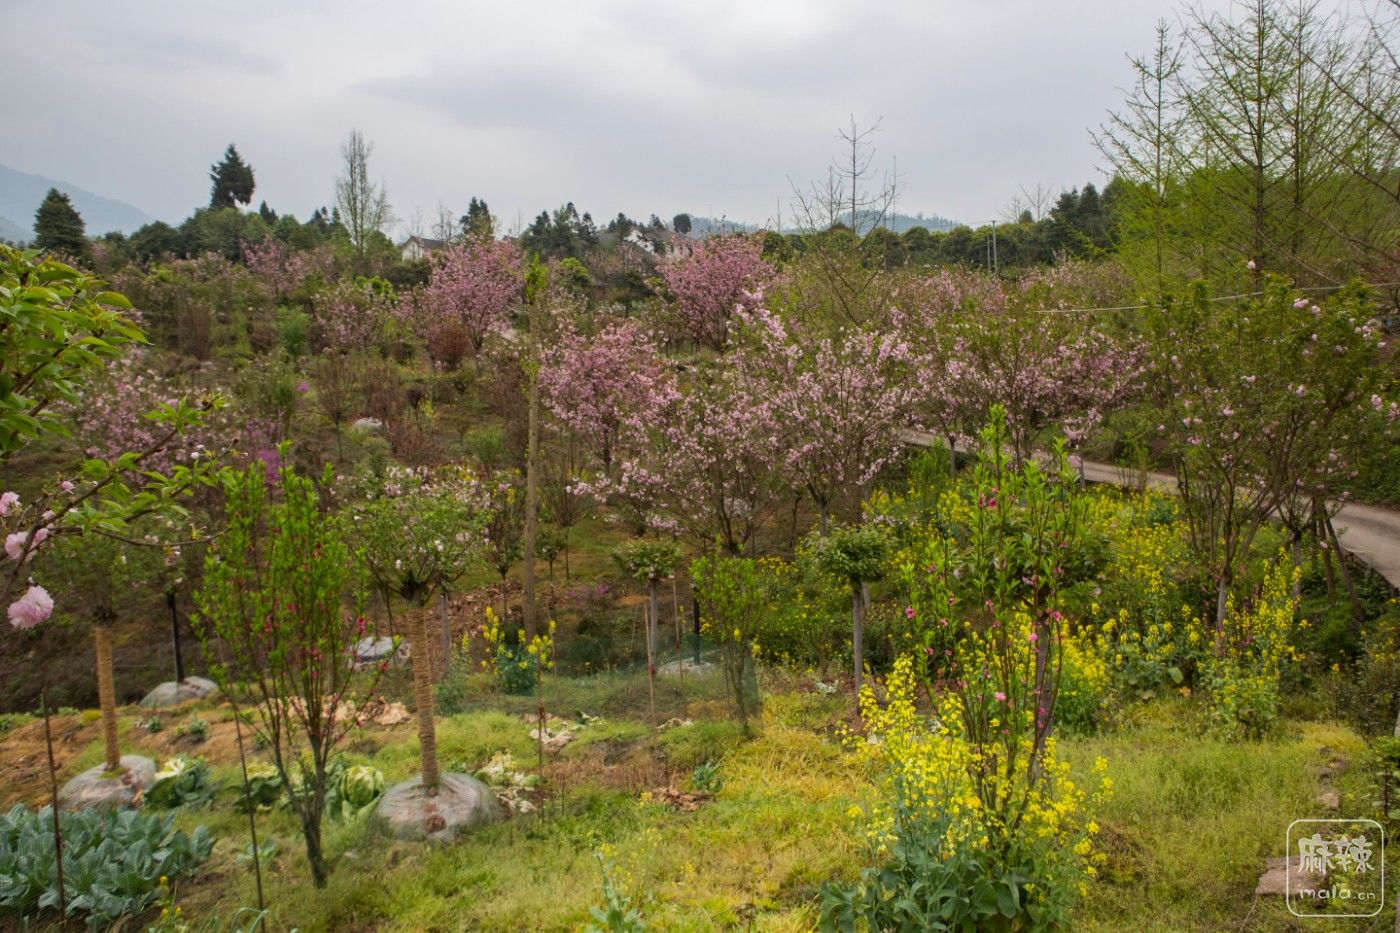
[334,129,393,266]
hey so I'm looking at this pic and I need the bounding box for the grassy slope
[1,670,1391,932]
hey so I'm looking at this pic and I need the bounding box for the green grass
[6,670,1394,932]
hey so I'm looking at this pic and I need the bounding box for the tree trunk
[439,590,452,677]
[648,578,659,670]
[41,688,66,917]
[410,612,439,793]
[522,363,541,638]
[1214,572,1230,653]
[302,811,328,888]
[1326,517,1366,630]
[167,589,185,683]
[95,626,120,772]
[852,587,865,697]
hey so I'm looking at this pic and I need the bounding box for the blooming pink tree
[601,362,779,553]
[739,311,924,530]
[660,234,774,350]
[896,274,1144,466]
[310,279,393,355]
[68,349,235,480]
[242,240,334,302]
[412,239,524,364]
[539,318,673,477]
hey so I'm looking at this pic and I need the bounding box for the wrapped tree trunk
[94,625,120,772]
[410,612,439,793]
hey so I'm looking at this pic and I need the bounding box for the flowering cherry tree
[241,240,334,302]
[600,361,777,553]
[411,239,523,364]
[739,311,923,530]
[898,277,1144,466]
[310,278,393,355]
[0,247,222,631]
[539,318,673,477]
[1147,282,1394,628]
[660,234,774,350]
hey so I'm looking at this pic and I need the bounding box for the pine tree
[33,188,88,259]
[460,197,495,241]
[209,144,256,209]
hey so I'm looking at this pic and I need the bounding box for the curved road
[903,431,1400,591]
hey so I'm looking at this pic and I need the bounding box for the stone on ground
[1316,790,1340,811]
[657,657,713,675]
[1255,856,1324,896]
[352,636,406,670]
[58,755,157,810]
[373,773,504,842]
[139,676,219,708]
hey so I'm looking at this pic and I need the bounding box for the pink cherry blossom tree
[411,238,524,365]
[738,310,924,530]
[539,318,673,478]
[601,361,778,553]
[241,240,334,302]
[660,234,774,350]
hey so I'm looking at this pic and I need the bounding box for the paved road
[903,431,1400,591]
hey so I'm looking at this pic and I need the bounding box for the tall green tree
[209,144,256,209]
[334,129,393,267]
[33,189,88,259]
[460,197,495,241]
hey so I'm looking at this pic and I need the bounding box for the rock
[1316,790,1340,811]
[352,636,406,670]
[364,700,412,726]
[372,773,504,842]
[58,755,157,810]
[657,657,713,675]
[139,677,219,709]
[1256,856,1325,896]
[351,417,384,434]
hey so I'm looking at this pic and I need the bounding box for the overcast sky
[7,0,1233,233]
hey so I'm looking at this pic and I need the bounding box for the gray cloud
[4,0,1235,231]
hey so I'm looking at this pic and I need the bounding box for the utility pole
[991,220,999,274]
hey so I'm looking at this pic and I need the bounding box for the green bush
[0,804,212,927]
[276,305,311,358]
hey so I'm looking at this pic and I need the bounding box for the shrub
[0,804,212,927]
[1336,602,1400,736]
[276,305,310,357]
[819,657,1109,932]
[1201,558,1300,739]
[1056,631,1112,735]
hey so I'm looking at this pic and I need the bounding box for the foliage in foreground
[821,656,1109,932]
[0,804,212,927]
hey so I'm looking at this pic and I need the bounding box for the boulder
[657,657,713,675]
[139,676,219,709]
[1255,855,1325,896]
[352,636,406,670]
[373,773,504,842]
[58,755,157,810]
[351,417,385,434]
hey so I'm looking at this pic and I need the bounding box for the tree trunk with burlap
[94,626,120,771]
[410,612,439,793]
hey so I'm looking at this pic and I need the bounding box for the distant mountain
[0,163,154,242]
[885,211,961,234]
[684,210,961,238]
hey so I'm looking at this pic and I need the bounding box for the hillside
[0,162,154,241]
